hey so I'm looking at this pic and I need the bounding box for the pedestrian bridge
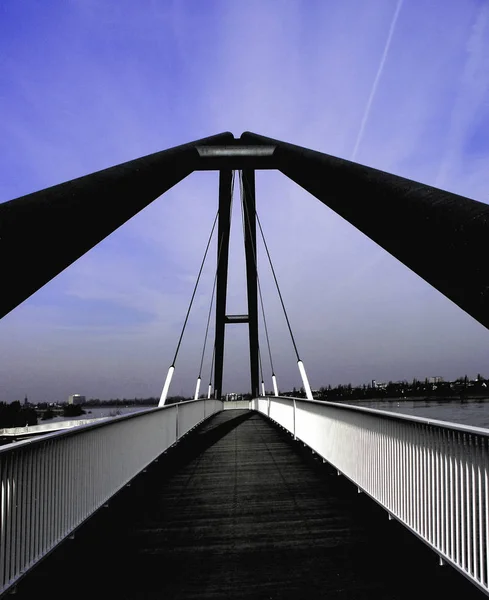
[1,397,488,598]
[3,130,489,597]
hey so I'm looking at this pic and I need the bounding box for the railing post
[176,404,179,441]
[293,399,296,440]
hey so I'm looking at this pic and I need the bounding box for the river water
[41,399,489,431]
[343,398,489,429]
[47,405,154,423]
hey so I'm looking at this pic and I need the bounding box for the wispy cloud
[351,0,404,161]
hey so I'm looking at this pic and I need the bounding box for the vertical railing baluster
[472,436,478,580]
[387,421,391,512]
[449,433,454,561]
[14,451,22,582]
[461,433,467,571]
[485,443,489,589]
[54,443,60,544]
[18,451,26,578]
[4,455,13,587]
[396,431,401,519]
[477,437,484,585]
[464,434,472,573]
[421,428,427,538]
[409,425,414,527]
[435,430,440,551]
[454,432,462,566]
[417,426,423,535]
[0,457,6,590]
[401,425,406,523]
[427,427,432,541]
[46,442,52,554]
[442,430,448,557]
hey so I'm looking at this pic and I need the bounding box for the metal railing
[0,398,222,596]
[251,396,489,595]
[0,417,109,438]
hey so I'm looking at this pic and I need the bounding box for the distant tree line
[0,401,37,428]
[84,394,255,406]
[280,374,489,402]
[64,404,85,417]
[83,396,217,406]
[34,403,86,421]
[84,397,160,407]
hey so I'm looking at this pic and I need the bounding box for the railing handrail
[266,395,489,437]
[0,399,205,455]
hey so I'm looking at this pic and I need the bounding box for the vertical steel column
[214,170,233,400]
[242,170,260,398]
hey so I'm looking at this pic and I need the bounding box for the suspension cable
[209,344,215,387]
[258,346,265,393]
[198,271,217,378]
[255,209,301,362]
[253,201,314,399]
[170,210,219,367]
[239,172,276,375]
[239,171,313,400]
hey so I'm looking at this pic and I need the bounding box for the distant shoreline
[338,396,489,403]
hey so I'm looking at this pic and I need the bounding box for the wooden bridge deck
[14,410,487,599]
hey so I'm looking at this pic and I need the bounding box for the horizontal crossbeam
[195,144,278,170]
[224,314,249,324]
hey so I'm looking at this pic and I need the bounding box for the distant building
[428,376,443,384]
[68,394,85,405]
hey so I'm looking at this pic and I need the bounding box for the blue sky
[1,0,489,402]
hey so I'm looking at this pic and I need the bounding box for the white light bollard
[272,374,279,397]
[261,381,266,397]
[207,384,212,399]
[297,360,313,400]
[158,366,175,406]
[194,377,201,401]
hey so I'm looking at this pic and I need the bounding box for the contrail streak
[351,0,404,161]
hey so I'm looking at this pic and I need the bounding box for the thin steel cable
[208,344,215,387]
[256,209,301,361]
[240,172,301,362]
[198,271,218,378]
[257,278,275,374]
[171,210,219,366]
[258,346,264,387]
[239,172,276,374]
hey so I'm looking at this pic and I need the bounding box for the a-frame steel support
[5,130,489,400]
